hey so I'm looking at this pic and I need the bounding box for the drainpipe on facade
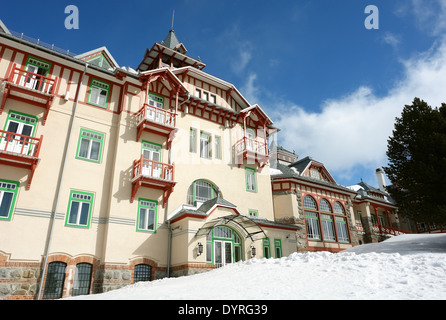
[166,219,172,278]
[36,64,88,300]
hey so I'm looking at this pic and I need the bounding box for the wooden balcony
[131,156,176,208]
[235,137,269,168]
[0,130,43,189]
[136,104,177,148]
[372,224,411,236]
[1,64,57,125]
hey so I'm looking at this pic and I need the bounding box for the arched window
[320,199,335,241]
[333,202,345,215]
[187,180,219,205]
[303,196,350,244]
[319,199,332,212]
[303,195,317,210]
[303,195,320,240]
[72,263,92,296]
[43,262,66,299]
[206,226,242,268]
[334,202,349,243]
[134,264,152,283]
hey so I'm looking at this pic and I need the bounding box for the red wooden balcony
[372,224,411,236]
[1,64,57,125]
[235,137,269,168]
[136,104,177,148]
[131,156,176,208]
[0,130,43,189]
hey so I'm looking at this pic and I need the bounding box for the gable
[298,159,337,184]
[75,47,119,70]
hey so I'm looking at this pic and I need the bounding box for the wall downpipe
[37,64,88,300]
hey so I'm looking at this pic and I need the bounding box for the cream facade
[0,24,299,300]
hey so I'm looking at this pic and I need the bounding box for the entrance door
[214,241,233,268]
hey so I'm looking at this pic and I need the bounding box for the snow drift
[66,234,446,300]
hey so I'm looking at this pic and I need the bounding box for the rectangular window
[321,214,336,241]
[248,209,258,217]
[305,211,321,240]
[200,132,211,159]
[23,56,51,92]
[141,141,162,178]
[137,199,157,232]
[335,217,350,243]
[0,180,19,221]
[66,191,94,228]
[195,89,201,98]
[72,263,92,297]
[147,93,164,109]
[245,167,257,192]
[210,94,216,104]
[76,129,104,163]
[190,128,197,153]
[274,239,282,258]
[263,238,271,258]
[214,135,221,159]
[87,79,109,108]
[1,111,37,156]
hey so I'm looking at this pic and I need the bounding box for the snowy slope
[65,234,446,300]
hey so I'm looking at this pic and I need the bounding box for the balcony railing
[235,137,268,156]
[372,224,411,236]
[7,64,56,95]
[132,156,174,182]
[136,104,177,128]
[0,130,42,158]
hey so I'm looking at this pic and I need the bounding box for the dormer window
[310,169,320,180]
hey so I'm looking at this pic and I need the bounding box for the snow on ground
[66,234,446,300]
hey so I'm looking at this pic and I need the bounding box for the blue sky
[3,0,446,187]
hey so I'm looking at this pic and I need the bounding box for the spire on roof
[162,29,181,50]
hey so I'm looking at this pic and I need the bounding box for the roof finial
[171,9,175,31]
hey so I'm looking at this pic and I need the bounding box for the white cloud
[231,45,253,75]
[382,32,401,50]
[272,36,446,183]
[411,0,446,35]
[241,73,260,105]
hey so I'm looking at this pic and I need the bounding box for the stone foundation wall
[0,252,166,300]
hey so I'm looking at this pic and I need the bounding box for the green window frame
[85,54,112,69]
[248,209,258,217]
[137,199,158,233]
[25,56,51,76]
[187,180,219,205]
[263,238,271,258]
[245,167,257,192]
[65,190,94,228]
[87,78,110,108]
[3,110,37,135]
[206,226,242,265]
[274,239,282,258]
[147,92,164,109]
[0,179,19,221]
[76,128,105,163]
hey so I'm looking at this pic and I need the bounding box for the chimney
[376,168,386,192]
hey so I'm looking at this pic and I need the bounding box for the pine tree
[384,98,446,225]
